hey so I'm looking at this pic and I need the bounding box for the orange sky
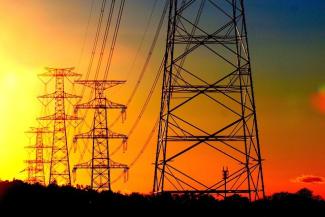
[0,0,324,198]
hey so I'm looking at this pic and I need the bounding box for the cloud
[310,85,325,114]
[293,175,325,184]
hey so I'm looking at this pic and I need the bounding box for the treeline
[0,180,324,215]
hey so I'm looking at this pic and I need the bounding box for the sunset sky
[0,0,324,197]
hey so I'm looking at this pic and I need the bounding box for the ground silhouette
[0,180,324,215]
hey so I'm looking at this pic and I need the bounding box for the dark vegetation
[0,180,324,216]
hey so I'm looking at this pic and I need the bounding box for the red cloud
[311,91,325,114]
[294,175,325,184]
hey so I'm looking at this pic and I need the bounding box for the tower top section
[75,80,126,91]
[38,67,81,77]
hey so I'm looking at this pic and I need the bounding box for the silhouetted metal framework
[73,80,128,191]
[153,0,265,200]
[24,127,51,185]
[38,67,81,185]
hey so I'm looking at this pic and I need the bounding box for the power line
[124,0,158,79]
[111,118,159,184]
[76,0,96,71]
[75,0,168,188]
[111,58,164,156]
[109,0,203,190]
[76,0,115,163]
[94,0,116,80]
[109,0,169,128]
[80,0,107,96]
[123,0,168,106]
[79,0,124,127]
[76,0,126,168]
[103,0,126,79]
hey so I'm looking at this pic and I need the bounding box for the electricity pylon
[24,127,51,185]
[153,0,265,201]
[73,80,128,191]
[38,67,81,185]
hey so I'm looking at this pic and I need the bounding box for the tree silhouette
[0,180,324,215]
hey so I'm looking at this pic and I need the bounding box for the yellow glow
[0,52,42,179]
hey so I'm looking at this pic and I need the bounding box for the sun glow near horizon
[0,63,42,179]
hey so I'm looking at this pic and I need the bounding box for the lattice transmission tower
[73,80,128,191]
[38,67,81,185]
[24,127,51,185]
[153,0,265,200]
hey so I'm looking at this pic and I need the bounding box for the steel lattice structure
[73,80,128,191]
[24,127,51,185]
[153,0,265,200]
[38,67,81,185]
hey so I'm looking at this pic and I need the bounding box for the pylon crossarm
[24,145,52,149]
[24,160,50,164]
[108,129,128,140]
[38,67,81,77]
[109,159,129,170]
[38,114,80,121]
[174,35,239,44]
[73,130,93,142]
[22,167,39,172]
[166,135,249,142]
[75,99,97,110]
[75,98,126,110]
[25,127,51,134]
[106,99,127,110]
[73,162,91,171]
[72,161,128,170]
[75,80,126,90]
[73,129,127,142]
[170,85,244,93]
[38,91,81,99]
